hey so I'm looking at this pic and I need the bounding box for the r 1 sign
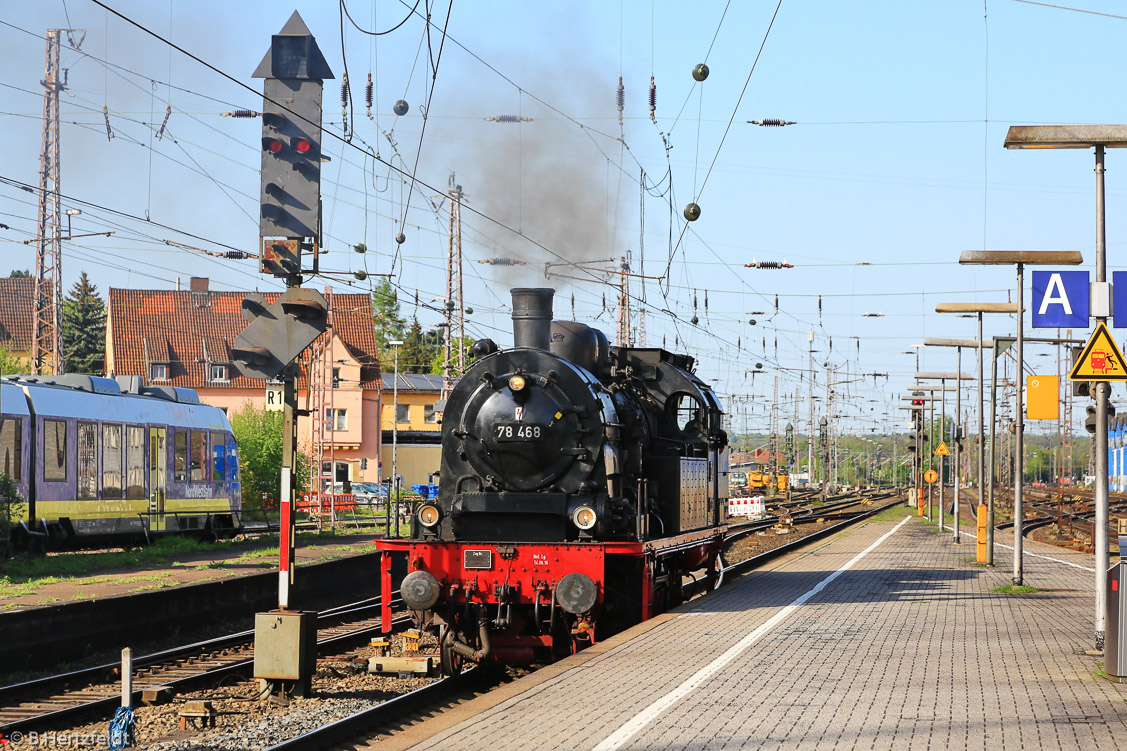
[265,383,283,411]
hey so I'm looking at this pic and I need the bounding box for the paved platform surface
[386,507,1127,751]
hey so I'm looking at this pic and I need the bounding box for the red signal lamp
[262,137,285,153]
[294,139,312,154]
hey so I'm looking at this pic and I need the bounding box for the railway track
[253,489,909,751]
[0,596,406,735]
[257,666,512,751]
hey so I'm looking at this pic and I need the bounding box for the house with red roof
[0,276,35,368]
[105,277,383,487]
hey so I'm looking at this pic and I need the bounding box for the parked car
[326,482,384,508]
[352,481,391,500]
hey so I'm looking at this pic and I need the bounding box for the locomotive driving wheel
[439,625,466,676]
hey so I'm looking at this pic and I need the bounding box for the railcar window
[191,431,208,482]
[211,432,226,478]
[669,394,704,434]
[77,422,98,499]
[44,419,67,481]
[0,418,21,481]
[126,426,146,499]
[102,424,122,498]
[174,429,188,482]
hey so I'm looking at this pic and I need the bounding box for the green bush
[229,403,310,510]
[0,473,26,559]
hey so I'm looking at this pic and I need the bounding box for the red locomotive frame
[378,527,725,665]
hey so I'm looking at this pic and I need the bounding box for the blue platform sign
[1114,271,1127,329]
[1032,270,1089,328]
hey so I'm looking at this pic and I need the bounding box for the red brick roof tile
[109,285,382,389]
[0,276,35,352]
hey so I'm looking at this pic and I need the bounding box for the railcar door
[149,427,167,531]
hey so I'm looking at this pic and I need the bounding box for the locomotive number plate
[464,550,493,570]
[494,422,546,442]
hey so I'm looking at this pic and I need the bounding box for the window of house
[77,422,98,500]
[208,364,228,382]
[191,431,209,482]
[44,419,67,481]
[1,418,21,481]
[150,363,169,381]
[125,426,146,499]
[324,408,347,431]
[396,404,410,424]
[424,405,438,424]
[332,368,341,388]
[102,424,122,498]
[174,429,188,482]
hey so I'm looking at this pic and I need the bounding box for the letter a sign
[1069,322,1127,381]
[1032,270,1089,328]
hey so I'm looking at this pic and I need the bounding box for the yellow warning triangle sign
[934,441,950,456]
[1070,322,1127,381]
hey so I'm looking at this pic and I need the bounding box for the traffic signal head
[1072,347,1092,397]
[259,82,323,242]
[1086,405,1097,434]
[253,12,334,248]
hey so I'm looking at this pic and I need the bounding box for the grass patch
[995,584,1040,594]
[0,527,377,601]
[0,534,285,598]
[872,506,913,522]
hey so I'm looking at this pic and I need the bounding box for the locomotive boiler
[377,288,730,672]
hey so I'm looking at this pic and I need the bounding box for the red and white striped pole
[278,362,297,610]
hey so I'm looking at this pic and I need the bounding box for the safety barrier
[727,495,766,517]
[297,493,357,515]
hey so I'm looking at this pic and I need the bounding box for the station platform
[383,507,1127,751]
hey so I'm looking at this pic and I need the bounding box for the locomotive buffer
[231,12,332,700]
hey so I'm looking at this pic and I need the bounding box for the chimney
[511,288,554,350]
[189,277,210,294]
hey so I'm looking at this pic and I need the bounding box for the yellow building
[379,373,443,489]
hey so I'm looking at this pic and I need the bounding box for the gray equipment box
[253,610,317,681]
[1106,561,1127,681]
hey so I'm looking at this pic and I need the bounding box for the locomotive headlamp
[573,506,597,530]
[417,503,442,528]
[508,374,528,392]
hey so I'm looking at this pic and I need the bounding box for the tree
[428,334,477,377]
[8,270,30,278]
[371,278,406,352]
[400,316,446,374]
[0,348,23,376]
[61,271,106,375]
[229,403,310,510]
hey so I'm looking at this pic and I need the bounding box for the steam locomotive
[378,289,730,672]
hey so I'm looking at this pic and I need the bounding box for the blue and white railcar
[0,374,240,548]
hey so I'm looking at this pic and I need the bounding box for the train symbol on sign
[1091,350,1118,374]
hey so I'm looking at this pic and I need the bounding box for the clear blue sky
[2,0,1124,441]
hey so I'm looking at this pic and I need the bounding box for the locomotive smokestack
[511,288,554,350]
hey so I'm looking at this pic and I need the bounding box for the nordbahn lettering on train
[1,374,240,549]
[378,288,731,674]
